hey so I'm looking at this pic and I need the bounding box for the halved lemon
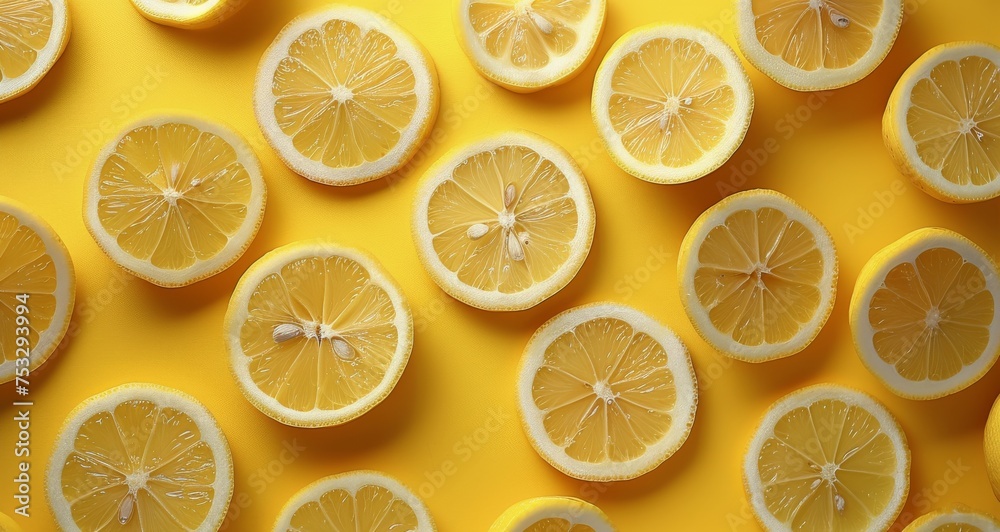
[489,496,614,532]
[129,0,246,29]
[678,189,838,362]
[735,0,903,90]
[517,303,698,481]
[987,394,1000,501]
[592,25,753,184]
[883,42,1000,203]
[904,507,1000,532]
[0,0,70,103]
[254,5,439,186]
[47,383,233,531]
[273,471,434,531]
[225,241,413,428]
[850,228,1000,400]
[83,114,266,288]
[744,384,910,531]
[455,0,607,92]
[412,131,595,311]
[0,196,74,385]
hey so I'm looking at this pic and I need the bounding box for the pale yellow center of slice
[531,317,677,463]
[468,0,590,69]
[525,519,596,532]
[608,37,735,167]
[693,207,824,346]
[0,212,57,363]
[751,0,882,71]
[60,399,218,530]
[271,20,417,168]
[868,247,994,381]
[0,0,53,81]
[288,484,418,529]
[907,55,1000,186]
[239,256,399,412]
[756,399,898,530]
[96,123,253,270]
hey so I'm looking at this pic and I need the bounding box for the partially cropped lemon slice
[987,394,1000,501]
[254,6,439,186]
[735,0,903,90]
[744,384,910,532]
[518,303,698,481]
[413,131,595,311]
[489,497,615,532]
[47,384,233,531]
[678,189,838,362]
[273,471,434,531]
[455,0,607,92]
[904,507,1000,532]
[592,25,753,184]
[884,42,1000,203]
[129,0,246,29]
[83,114,266,288]
[0,196,74,385]
[850,228,1000,400]
[225,241,413,428]
[0,0,69,103]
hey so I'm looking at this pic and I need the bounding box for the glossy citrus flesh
[285,484,419,529]
[0,0,53,82]
[0,211,58,364]
[468,0,591,69]
[524,520,595,532]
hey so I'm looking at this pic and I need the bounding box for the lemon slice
[592,25,753,184]
[273,471,434,531]
[517,303,697,481]
[47,384,233,531]
[225,241,413,428]
[850,228,1000,400]
[254,6,439,186]
[904,507,1000,532]
[489,497,614,532]
[0,0,70,103]
[744,384,910,531]
[455,0,607,92]
[735,0,903,90]
[678,189,838,362]
[129,0,246,29]
[412,131,595,311]
[987,394,1000,501]
[83,114,266,288]
[0,196,74,385]
[883,42,1000,203]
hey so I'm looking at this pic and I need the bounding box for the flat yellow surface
[2,0,1000,530]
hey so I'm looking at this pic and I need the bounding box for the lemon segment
[254,6,439,185]
[489,497,614,532]
[517,303,697,481]
[744,384,910,532]
[455,0,607,92]
[678,189,838,362]
[46,384,233,532]
[0,0,70,103]
[412,131,595,311]
[128,0,246,29]
[273,471,434,531]
[904,507,1000,532]
[987,395,1000,502]
[592,25,753,184]
[850,228,1000,399]
[883,42,1000,203]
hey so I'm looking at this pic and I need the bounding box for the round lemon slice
[412,131,595,311]
[273,471,434,531]
[129,0,246,29]
[735,0,903,90]
[517,303,698,481]
[592,25,753,184]
[0,0,70,103]
[744,384,910,532]
[254,6,439,186]
[987,394,1000,501]
[47,384,233,532]
[489,496,614,532]
[83,114,266,288]
[904,507,1000,532]
[850,228,1000,400]
[883,42,1000,203]
[0,196,74,385]
[678,189,838,362]
[225,241,413,428]
[455,0,607,92]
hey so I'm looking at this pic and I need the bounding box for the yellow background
[2,0,1000,529]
